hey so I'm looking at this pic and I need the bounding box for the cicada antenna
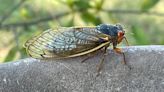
[123,25,133,35]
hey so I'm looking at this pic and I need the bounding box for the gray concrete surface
[0,45,164,92]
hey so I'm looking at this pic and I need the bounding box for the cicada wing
[24,27,110,59]
[24,29,58,58]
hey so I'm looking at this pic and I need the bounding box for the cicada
[24,24,129,75]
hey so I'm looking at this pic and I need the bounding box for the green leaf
[74,0,91,10]
[4,46,18,62]
[65,0,91,10]
[131,25,150,45]
[80,11,101,25]
[65,0,75,9]
[93,0,104,11]
[141,0,159,11]
[0,0,15,14]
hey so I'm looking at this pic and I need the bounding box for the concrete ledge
[0,45,164,92]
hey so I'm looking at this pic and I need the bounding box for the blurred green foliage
[141,0,159,11]
[0,0,164,62]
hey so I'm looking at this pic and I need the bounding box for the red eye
[122,32,124,35]
[118,31,124,37]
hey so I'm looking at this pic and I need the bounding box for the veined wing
[24,27,110,59]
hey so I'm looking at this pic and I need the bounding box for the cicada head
[115,23,125,44]
[96,23,128,46]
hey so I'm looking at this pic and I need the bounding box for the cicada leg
[124,36,129,46]
[96,47,108,76]
[114,48,132,70]
[114,48,126,64]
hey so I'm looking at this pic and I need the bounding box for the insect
[24,24,129,75]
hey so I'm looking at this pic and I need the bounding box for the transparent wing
[24,27,110,59]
